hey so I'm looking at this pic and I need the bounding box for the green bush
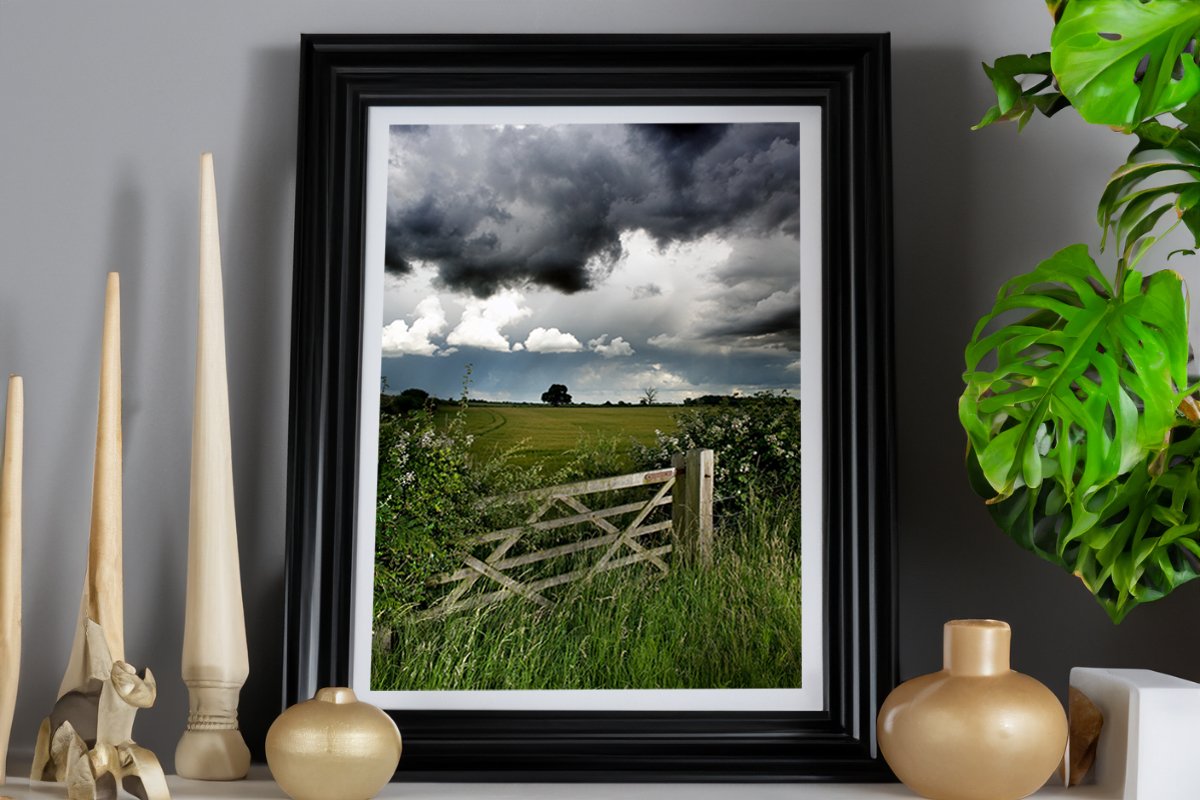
[633,391,801,513]
[373,407,481,626]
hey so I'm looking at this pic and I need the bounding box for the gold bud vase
[877,620,1067,800]
[266,687,402,800]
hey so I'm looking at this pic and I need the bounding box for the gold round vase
[877,620,1067,800]
[265,687,402,800]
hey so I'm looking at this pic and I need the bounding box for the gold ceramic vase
[265,687,402,800]
[877,620,1067,800]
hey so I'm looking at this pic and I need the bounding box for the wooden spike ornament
[31,274,170,800]
[0,376,23,786]
[175,153,251,780]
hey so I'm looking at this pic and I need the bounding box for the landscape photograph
[370,119,806,693]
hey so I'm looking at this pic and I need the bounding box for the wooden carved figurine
[31,274,170,800]
[175,153,250,780]
[32,621,167,800]
[0,375,23,785]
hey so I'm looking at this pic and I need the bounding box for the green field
[433,404,678,472]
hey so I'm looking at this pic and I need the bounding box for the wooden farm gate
[423,448,714,618]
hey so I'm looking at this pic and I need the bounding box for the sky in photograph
[379,121,802,404]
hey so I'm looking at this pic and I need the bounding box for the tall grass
[372,487,803,691]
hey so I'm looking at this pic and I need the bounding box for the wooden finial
[58,272,124,697]
[0,375,24,784]
[176,152,251,780]
[89,272,124,659]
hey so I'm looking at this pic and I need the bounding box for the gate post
[672,448,715,567]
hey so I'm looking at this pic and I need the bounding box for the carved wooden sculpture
[0,375,23,785]
[32,621,167,800]
[32,274,170,800]
[175,153,250,780]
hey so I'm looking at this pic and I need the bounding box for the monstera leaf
[970,423,1200,623]
[975,53,1070,130]
[960,244,1190,505]
[1098,121,1200,261]
[1052,0,1200,130]
[961,244,1199,621]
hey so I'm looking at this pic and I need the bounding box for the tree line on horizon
[380,379,796,416]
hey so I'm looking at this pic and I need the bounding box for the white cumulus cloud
[588,334,635,358]
[381,296,446,356]
[524,327,583,353]
[446,289,531,352]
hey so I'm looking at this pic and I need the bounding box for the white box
[1067,668,1200,800]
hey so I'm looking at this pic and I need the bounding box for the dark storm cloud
[628,123,731,189]
[617,122,800,246]
[385,121,800,297]
[688,234,801,351]
[701,306,800,350]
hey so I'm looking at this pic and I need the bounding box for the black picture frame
[284,33,896,782]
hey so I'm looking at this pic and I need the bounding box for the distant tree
[686,394,727,407]
[640,387,658,406]
[541,383,572,406]
[382,386,434,415]
[603,400,613,407]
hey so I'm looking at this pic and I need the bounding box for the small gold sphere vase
[266,687,402,800]
[877,620,1067,800]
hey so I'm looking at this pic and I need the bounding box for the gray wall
[0,0,1193,771]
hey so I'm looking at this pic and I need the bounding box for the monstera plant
[963,0,1200,622]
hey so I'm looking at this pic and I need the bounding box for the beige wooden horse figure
[32,620,169,800]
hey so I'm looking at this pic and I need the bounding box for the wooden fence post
[671,452,689,558]
[672,448,715,567]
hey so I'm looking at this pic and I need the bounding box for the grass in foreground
[372,490,803,691]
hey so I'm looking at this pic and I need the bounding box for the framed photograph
[285,34,895,781]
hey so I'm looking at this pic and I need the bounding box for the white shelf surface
[0,768,1099,800]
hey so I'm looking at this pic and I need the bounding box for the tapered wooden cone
[59,273,124,698]
[175,153,250,781]
[0,376,23,784]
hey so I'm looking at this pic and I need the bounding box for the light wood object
[31,274,169,800]
[0,376,23,785]
[175,153,250,780]
[60,273,124,697]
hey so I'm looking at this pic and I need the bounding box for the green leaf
[1098,129,1200,255]
[1052,0,1200,130]
[960,244,1189,504]
[974,52,1069,131]
[1173,90,1200,126]
[971,426,1200,622]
